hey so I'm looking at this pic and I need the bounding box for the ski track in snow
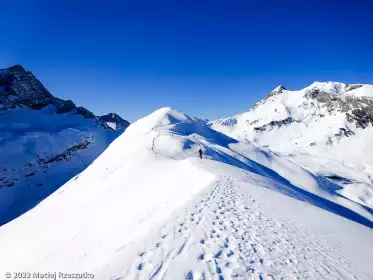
[123,178,362,280]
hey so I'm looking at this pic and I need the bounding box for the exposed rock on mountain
[0,65,114,124]
[0,64,55,110]
[210,81,373,208]
[0,107,372,279]
[211,81,373,155]
[99,113,130,131]
[0,65,130,225]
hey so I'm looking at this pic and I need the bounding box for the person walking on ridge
[198,148,203,159]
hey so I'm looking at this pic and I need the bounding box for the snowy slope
[0,65,129,225]
[0,107,372,279]
[210,82,373,209]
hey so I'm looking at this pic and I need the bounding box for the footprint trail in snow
[124,178,364,280]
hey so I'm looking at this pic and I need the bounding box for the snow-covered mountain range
[0,107,372,279]
[1,73,373,279]
[0,65,129,225]
[211,82,373,209]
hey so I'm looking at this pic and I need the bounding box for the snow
[0,107,372,279]
[302,82,373,99]
[0,105,121,225]
[345,84,373,98]
[109,171,373,280]
[210,81,373,209]
[280,153,373,208]
[271,85,286,93]
[106,121,116,130]
[304,81,347,98]
[126,107,192,134]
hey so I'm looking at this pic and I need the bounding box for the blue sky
[1,0,372,121]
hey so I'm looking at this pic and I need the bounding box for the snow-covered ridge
[211,81,373,153]
[126,107,192,134]
[210,81,373,209]
[0,107,372,279]
[0,65,130,225]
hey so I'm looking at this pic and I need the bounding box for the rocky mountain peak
[303,81,347,100]
[211,80,373,154]
[1,64,130,129]
[8,64,26,73]
[99,113,130,131]
[0,65,54,109]
[271,85,287,93]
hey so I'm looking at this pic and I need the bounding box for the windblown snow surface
[0,108,372,280]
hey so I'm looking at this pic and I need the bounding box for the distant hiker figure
[198,149,203,159]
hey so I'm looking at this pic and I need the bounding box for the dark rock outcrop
[346,109,373,129]
[0,65,55,110]
[75,106,95,119]
[99,113,130,130]
[303,85,373,128]
[335,128,355,138]
[56,100,76,114]
[0,64,129,128]
[254,117,299,132]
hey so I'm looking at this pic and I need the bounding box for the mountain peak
[311,81,345,86]
[272,85,287,93]
[1,65,130,131]
[7,64,26,73]
[152,107,191,123]
[149,107,191,123]
[99,113,130,131]
[0,64,26,74]
[304,81,347,95]
[0,65,55,109]
[127,107,192,134]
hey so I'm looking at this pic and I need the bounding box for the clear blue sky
[1,0,372,121]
